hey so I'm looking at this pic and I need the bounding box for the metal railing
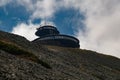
[37,25,57,30]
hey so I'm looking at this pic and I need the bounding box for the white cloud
[11,21,56,41]
[12,23,39,41]
[16,0,34,11]
[31,0,57,20]
[0,0,11,7]
[11,0,120,58]
[74,0,120,58]
[15,0,60,20]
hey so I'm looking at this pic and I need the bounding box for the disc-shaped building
[33,25,80,48]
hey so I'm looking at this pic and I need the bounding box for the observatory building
[33,25,80,48]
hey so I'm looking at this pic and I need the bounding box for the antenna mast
[44,13,47,25]
[45,17,46,25]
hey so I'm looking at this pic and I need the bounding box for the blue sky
[0,2,30,31]
[0,1,84,35]
[0,0,120,58]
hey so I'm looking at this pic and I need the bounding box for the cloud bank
[75,0,120,57]
[16,0,61,20]
[3,0,120,58]
[11,21,55,41]
[12,23,38,40]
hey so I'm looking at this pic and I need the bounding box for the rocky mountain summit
[0,30,120,80]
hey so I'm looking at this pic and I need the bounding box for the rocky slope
[0,30,120,80]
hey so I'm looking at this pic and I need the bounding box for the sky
[0,0,120,58]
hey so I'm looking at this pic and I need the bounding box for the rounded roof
[35,25,60,37]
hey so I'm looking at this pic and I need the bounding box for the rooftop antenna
[44,14,47,25]
[45,17,46,25]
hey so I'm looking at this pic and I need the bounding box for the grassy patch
[38,60,52,69]
[0,40,51,69]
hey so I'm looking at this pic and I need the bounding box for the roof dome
[35,25,60,37]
